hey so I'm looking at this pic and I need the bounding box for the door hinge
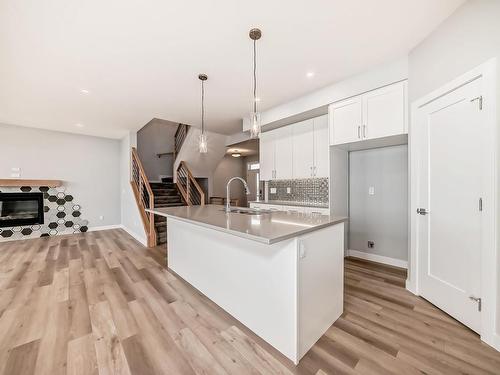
[479,197,483,212]
[470,96,483,110]
[469,296,482,312]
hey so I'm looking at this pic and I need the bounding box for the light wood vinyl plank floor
[0,229,499,375]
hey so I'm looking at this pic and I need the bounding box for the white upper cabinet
[362,82,406,140]
[274,126,293,179]
[329,97,363,145]
[259,131,275,181]
[259,115,329,181]
[292,119,315,178]
[329,81,407,146]
[313,115,329,178]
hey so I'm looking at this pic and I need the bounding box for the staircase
[150,178,185,245]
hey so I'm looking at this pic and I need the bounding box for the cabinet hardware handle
[357,126,361,139]
[363,125,366,138]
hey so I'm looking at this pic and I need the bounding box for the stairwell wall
[120,131,147,245]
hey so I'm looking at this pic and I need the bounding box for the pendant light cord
[201,79,205,134]
[253,39,257,114]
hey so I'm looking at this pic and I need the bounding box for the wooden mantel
[0,179,63,187]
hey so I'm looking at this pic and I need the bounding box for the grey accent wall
[137,119,177,181]
[211,155,247,206]
[349,145,408,261]
[0,123,121,228]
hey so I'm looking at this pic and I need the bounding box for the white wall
[349,145,408,262]
[408,0,500,348]
[137,119,177,181]
[244,57,408,131]
[211,155,247,206]
[120,131,146,244]
[409,0,500,103]
[0,123,121,228]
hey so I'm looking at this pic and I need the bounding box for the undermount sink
[222,207,272,215]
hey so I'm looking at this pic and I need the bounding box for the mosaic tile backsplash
[267,178,329,206]
[0,185,88,241]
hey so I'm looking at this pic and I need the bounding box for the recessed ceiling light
[75,123,84,128]
[80,89,90,95]
[306,72,315,78]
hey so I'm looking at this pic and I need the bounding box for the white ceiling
[0,0,464,139]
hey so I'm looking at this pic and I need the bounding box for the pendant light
[198,73,208,153]
[249,28,262,139]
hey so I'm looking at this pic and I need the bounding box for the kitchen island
[147,204,347,364]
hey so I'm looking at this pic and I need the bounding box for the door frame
[408,58,498,349]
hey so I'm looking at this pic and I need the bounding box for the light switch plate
[368,186,375,195]
[10,173,20,178]
[286,187,291,194]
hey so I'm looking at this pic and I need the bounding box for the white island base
[167,217,344,364]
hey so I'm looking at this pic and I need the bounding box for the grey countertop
[248,200,329,209]
[146,204,346,244]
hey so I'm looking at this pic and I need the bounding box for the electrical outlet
[270,188,277,194]
[286,187,291,194]
[368,241,375,249]
[368,186,375,195]
[99,215,104,220]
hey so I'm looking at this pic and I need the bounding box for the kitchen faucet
[226,177,250,212]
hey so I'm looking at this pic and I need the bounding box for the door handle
[416,208,428,215]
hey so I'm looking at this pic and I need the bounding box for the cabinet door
[292,119,315,179]
[362,81,406,140]
[274,126,293,179]
[313,115,329,178]
[329,97,362,145]
[259,131,274,181]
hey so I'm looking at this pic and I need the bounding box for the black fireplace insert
[0,192,44,228]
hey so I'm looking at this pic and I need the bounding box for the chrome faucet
[226,177,250,212]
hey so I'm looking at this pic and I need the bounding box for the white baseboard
[347,249,408,269]
[495,334,500,352]
[88,224,123,232]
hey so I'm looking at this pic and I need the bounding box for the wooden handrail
[176,161,205,206]
[131,147,156,247]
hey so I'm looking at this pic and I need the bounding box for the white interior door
[416,77,485,333]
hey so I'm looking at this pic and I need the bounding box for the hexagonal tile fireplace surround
[0,184,88,241]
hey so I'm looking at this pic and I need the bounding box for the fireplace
[0,192,44,228]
